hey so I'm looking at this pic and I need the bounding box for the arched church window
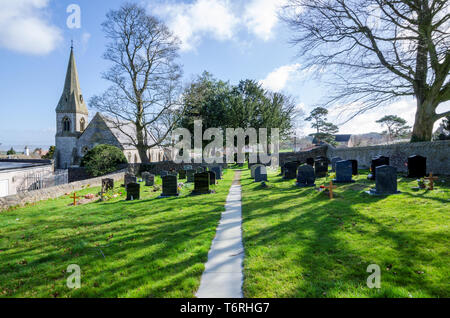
[63,117,71,132]
[80,118,86,132]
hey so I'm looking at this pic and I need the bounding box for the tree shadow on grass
[241,176,448,298]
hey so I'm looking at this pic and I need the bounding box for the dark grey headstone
[160,170,168,178]
[162,175,178,197]
[169,171,178,177]
[349,160,358,175]
[306,158,315,166]
[126,183,140,200]
[368,156,390,180]
[186,169,195,183]
[314,158,328,178]
[102,178,114,192]
[178,170,187,180]
[196,167,204,173]
[254,166,268,182]
[207,171,216,185]
[296,165,316,187]
[331,157,342,172]
[283,162,300,180]
[369,165,399,195]
[251,164,264,179]
[193,172,210,194]
[211,166,222,180]
[407,155,426,178]
[143,173,155,186]
[124,173,137,187]
[334,160,354,183]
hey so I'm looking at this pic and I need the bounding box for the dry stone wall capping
[327,140,450,175]
[0,170,126,212]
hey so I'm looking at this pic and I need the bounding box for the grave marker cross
[424,173,438,190]
[70,192,80,206]
[324,181,337,199]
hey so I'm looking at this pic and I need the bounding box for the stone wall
[327,140,450,175]
[0,170,126,212]
[128,161,228,176]
[279,146,328,167]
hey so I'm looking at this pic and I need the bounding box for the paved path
[196,171,244,298]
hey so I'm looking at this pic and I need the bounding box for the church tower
[55,45,89,169]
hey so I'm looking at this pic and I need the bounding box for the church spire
[56,45,88,115]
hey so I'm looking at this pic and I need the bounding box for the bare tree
[90,3,183,163]
[282,0,449,142]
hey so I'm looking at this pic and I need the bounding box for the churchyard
[0,156,449,298]
[242,163,449,298]
[0,168,233,297]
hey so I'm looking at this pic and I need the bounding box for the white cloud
[0,0,62,55]
[243,0,286,41]
[259,63,302,92]
[150,0,239,52]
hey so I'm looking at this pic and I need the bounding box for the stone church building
[55,47,167,169]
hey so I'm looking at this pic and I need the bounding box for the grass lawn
[0,169,233,298]
[241,167,449,298]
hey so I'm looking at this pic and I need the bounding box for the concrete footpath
[196,171,244,298]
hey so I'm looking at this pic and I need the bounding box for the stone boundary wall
[0,170,126,212]
[279,146,328,167]
[128,161,228,176]
[327,140,450,175]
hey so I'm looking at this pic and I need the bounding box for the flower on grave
[85,194,95,199]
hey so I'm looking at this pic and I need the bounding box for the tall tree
[305,107,339,145]
[282,0,450,142]
[90,3,183,163]
[376,115,411,142]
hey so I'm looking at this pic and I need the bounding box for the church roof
[88,113,161,150]
[56,47,89,115]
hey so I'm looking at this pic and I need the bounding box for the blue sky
[0,0,448,150]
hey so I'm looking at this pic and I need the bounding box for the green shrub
[81,144,127,177]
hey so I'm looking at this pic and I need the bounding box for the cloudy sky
[0,0,448,149]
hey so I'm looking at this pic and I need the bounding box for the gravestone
[124,173,137,187]
[283,162,300,180]
[160,170,168,178]
[368,156,390,180]
[126,183,140,200]
[169,170,178,177]
[333,160,355,183]
[306,158,315,166]
[196,167,204,173]
[254,166,268,182]
[193,172,210,194]
[186,169,195,183]
[143,173,155,186]
[349,160,358,175]
[280,164,286,176]
[251,164,264,179]
[211,166,222,180]
[314,158,328,178]
[331,157,342,172]
[207,171,216,185]
[102,178,114,192]
[407,155,426,178]
[161,175,179,197]
[368,165,400,195]
[178,170,187,180]
[296,165,316,187]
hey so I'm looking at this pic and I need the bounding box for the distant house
[334,134,352,148]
